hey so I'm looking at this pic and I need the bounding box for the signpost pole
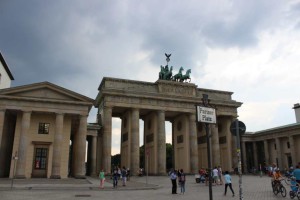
[235,120,243,200]
[205,123,213,200]
[196,94,214,200]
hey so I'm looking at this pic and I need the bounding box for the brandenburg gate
[95,76,242,175]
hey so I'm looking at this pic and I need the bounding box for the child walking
[224,171,235,197]
[99,169,105,188]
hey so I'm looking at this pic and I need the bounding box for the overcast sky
[1,1,300,154]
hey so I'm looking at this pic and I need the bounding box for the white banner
[196,106,216,124]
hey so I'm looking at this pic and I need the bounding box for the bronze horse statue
[172,67,184,82]
[179,69,191,82]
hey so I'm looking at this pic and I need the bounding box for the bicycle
[289,180,300,199]
[272,179,287,197]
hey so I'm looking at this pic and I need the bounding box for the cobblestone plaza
[0,175,290,200]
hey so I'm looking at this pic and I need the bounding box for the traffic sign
[230,120,246,136]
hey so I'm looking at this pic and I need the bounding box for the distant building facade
[0,52,14,89]
[241,104,300,172]
[0,82,97,178]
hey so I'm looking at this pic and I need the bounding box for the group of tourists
[98,166,131,189]
[112,166,130,188]
[168,168,186,194]
[199,166,224,186]
[270,162,300,196]
[169,166,235,197]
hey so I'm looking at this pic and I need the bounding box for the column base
[14,175,26,179]
[74,175,86,179]
[50,175,61,179]
[90,172,97,177]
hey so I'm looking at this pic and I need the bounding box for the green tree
[111,153,121,172]
[166,143,173,170]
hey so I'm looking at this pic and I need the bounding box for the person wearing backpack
[178,169,186,194]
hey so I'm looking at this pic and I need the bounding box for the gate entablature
[95,77,241,117]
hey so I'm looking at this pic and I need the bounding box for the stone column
[51,113,64,179]
[211,124,220,167]
[0,109,5,151]
[15,111,32,178]
[289,136,296,167]
[0,109,6,177]
[241,141,247,173]
[157,110,166,175]
[90,135,97,176]
[130,108,139,176]
[275,138,282,169]
[102,107,112,174]
[253,142,258,168]
[224,117,233,171]
[74,114,88,178]
[189,113,198,173]
[264,140,269,165]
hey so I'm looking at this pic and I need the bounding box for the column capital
[56,112,65,116]
[22,110,32,114]
[157,110,165,114]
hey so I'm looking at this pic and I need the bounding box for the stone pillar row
[73,114,88,178]
[11,110,89,179]
[102,106,112,174]
[15,111,32,178]
[264,140,269,165]
[157,110,166,175]
[130,108,140,176]
[90,135,97,176]
[189,114,198,173]
[289,136,296,168]
[50,113,64,179]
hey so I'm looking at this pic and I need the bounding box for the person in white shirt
[212,167,219,185]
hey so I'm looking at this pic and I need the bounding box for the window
[34,148,47,169]
[177,135,183,144]
[38,123,50,134]
[274,143,276,150]
[287,142,290,149]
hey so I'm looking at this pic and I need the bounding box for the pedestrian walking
[169,169,177,194]
[112,168,118,188]
[224,171,235,197]
[218,166,223,185]
[99,169,105,188]
[178,169,186,194]
[121,166,127,186]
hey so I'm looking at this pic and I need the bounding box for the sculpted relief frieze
[159,84,195,96]
[106,95,194,110]
[105,80,157,93]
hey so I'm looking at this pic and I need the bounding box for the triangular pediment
[0,82,94,103]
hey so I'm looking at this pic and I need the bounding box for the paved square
[0,175,291,200]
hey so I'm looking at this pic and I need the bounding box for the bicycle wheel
[280,185,287,197]
[273,185,279,195]
[290,191,295,199]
